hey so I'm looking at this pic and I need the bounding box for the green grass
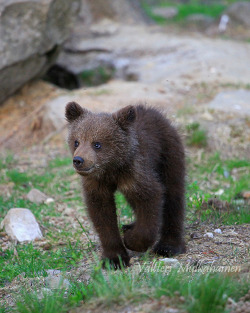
[48,157,72,168]
[142,0,249,24]
[186,153,250,224]
[186,122,207,147]
[80,66,114,86]
[142,0,226,24]
[0,195,59,222]
[0,153,15,171]
[10,264,248,313]
[0,153,249,312]
[0,243,86,288]
[115,192,134,229]
[14,290,69,313]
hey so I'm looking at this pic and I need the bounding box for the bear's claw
[102,254,130,270]
[153,243,186,257]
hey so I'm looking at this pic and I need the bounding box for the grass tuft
[142,0,229,25]
[186,122,207,147]
[14,290,69,313]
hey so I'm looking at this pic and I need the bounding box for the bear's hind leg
[153,192,186,257]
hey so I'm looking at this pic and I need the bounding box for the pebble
[190,232,202,239]
[242,191,250,199]
[152,7,178,19]
[159,258,180,267]
[204,232,214,238]
[44,198,55,204]
[45,269,71,290]
[214,228,222,234]
[214,189,224,196]
[27,189,49,204]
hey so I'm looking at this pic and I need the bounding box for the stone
[45,269,70,289]
[185,14,214,30]
[45,95,77,130]
[225,2,250,27]
[201,111,214,121]
[204,232,214,239]
[207,90,250,116]
[63,208,75,216]
[90,18,119,36]
[151,7,178,19]
[0,208,43,242]
[190,232,202,239]
[218,14,230,32]
[44,198,55,204]
[27,188,50,204]
[61,25,250,86]
[160,258,180,267]
[79,0,150,26]
[214,229,222,234]
[242,191,250,199]
[214,189,224,196]
[0,0,80,104]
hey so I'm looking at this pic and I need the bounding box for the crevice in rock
[43,64,81,90]
[42,64,115,90]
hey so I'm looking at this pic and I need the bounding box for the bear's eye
[74,140,79,148]
[93,142,101,150]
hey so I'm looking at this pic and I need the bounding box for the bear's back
[134,105,178,150]
[133,105,184,173]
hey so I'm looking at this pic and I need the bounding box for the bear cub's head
[65,102,137,176]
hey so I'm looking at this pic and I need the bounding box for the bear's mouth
[75,166,95,175]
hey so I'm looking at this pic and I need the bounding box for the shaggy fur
[65,102,186,268]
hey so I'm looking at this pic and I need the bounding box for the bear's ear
[65,102,88,122]
[112,105,136,130]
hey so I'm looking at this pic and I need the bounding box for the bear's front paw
[124,229,155,252]
[102,251,130,270]
[153,242,186,257]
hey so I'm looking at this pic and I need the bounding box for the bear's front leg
[85,190,130,269]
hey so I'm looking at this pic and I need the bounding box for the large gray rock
[59,25,250,85]
[79,0,150,25]
[225,2,250,27]
[207,89,250,116]
[0,208,43,242]
[0,0,80,104]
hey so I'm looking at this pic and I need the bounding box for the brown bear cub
[65,102,186,268]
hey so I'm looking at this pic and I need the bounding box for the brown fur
[65,102,186,268]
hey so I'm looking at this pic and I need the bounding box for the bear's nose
[73,156,84,168]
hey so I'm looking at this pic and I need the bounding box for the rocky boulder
[79,0,150,25]
[0,208,43,242]
[0,0,80,104]
[225,2,250,27]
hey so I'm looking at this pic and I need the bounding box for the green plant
[142,0,228,24]
[115,192,134,229]
[69,264,248,312]
[186,122,207,147]
[80,66,114,86]
[0,243,86,287]
[14,290,69,313]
